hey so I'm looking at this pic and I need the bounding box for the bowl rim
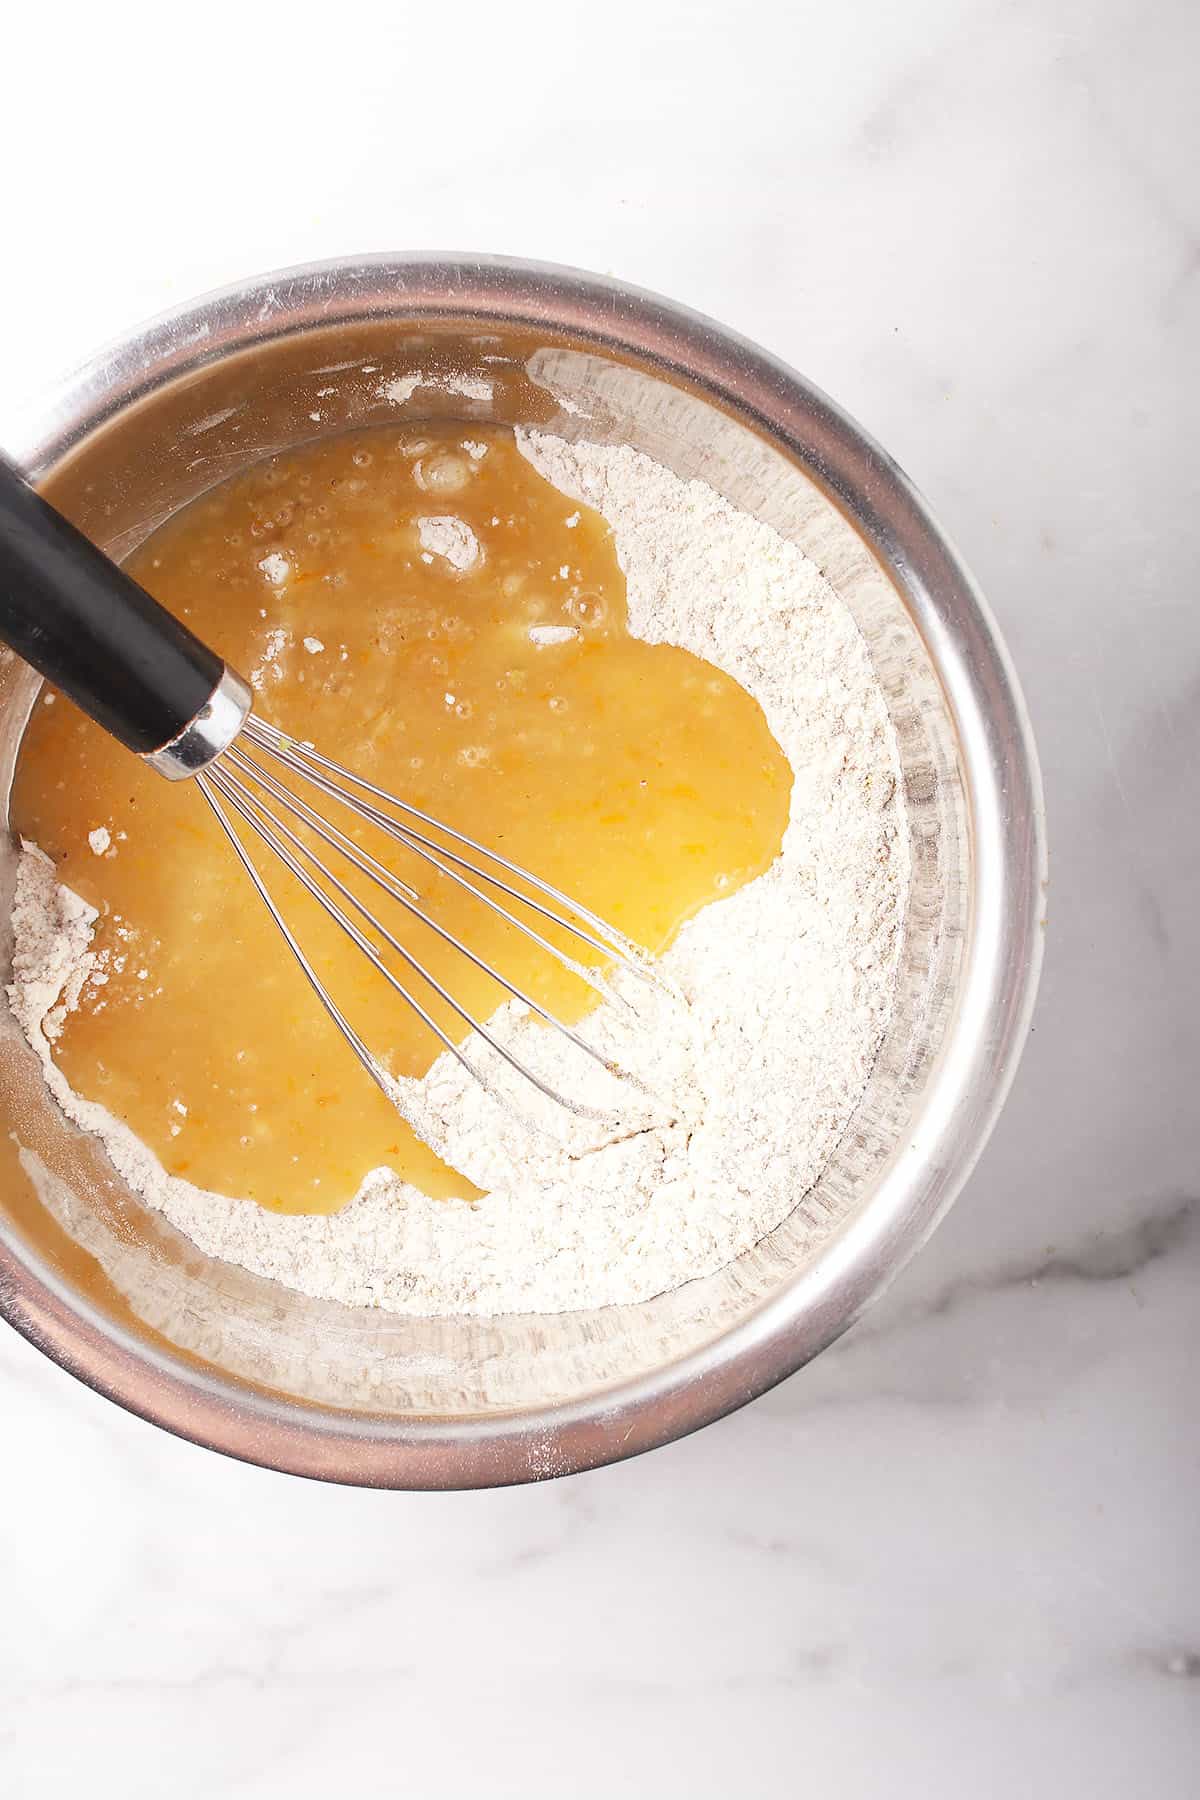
[0,253,1046,1488]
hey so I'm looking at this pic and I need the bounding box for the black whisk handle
[0,456,231,758]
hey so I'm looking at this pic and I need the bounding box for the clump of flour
[417,515,480,572]
[9,844,99,1047]
[378,372,494,408]
[7,436,908,1317]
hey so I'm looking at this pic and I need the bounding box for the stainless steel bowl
[0,256,1045,1487]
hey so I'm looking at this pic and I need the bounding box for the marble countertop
[2,1,1197,1792]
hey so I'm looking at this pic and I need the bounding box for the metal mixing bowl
[0,256,1045,1487]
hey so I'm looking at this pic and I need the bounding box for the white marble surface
[2,0,1198,1792]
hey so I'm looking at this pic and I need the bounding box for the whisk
[0,458,645,1119]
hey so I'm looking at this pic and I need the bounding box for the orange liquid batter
[12,426,791,1213]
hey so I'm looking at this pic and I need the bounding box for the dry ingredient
[8,433,908,1317]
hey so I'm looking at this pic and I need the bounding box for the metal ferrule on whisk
[143,666,254,780]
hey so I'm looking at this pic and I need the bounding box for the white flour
[417,514,481,572]
[378,372,494,408]
[7,435,908,1318]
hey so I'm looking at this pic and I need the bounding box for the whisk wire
[241,743,623,996]
[202,768,534,1113]
[221,745,613,1071]
[188,714,654,1122]
[228,743,616,1004]
[197,775,396,1105]
[241,717,647,975]
[202,765,621,1122]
